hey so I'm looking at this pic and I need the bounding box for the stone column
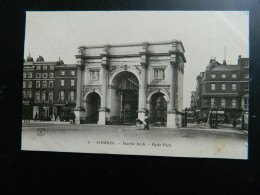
[138,43,148,121]
[74,48,85,124]
[167,59,177,128]
[98,46,109,125]
[74,64,84,124]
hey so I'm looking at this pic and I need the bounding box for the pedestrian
[232,119,237,129]
[144,113,149,130]
[54,114,57,121]
[72,113,76,124]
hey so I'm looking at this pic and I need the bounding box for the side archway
[147,91,169,126]
[85,92,101,124]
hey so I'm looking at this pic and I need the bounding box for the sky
[24,11,249,108]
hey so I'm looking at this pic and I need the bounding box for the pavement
[21,122,248,159]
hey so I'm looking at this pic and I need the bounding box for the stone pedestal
[138,110,146,122]
[98,108,107,125]
[74,108,84,124]
[167,110,177,128]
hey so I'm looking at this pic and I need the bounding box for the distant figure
[54,114,57,121]
[144,114,149,130]
[34,112,38,121]
[232,119,237,129]
[72,113,76,124]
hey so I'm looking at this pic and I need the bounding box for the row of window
[22,90,32,98]
[60,70,75,76]
[210,73,249,79]
[35,73,54,78]
[36,81,53,88]
[35,92,54,102]
[23,90,76,102]
[23,72,33,78]
[36,65,54,70]
[210,97,237,107]
[210,83,237,91]
[23,81,32,88]
[60,79,75,87]
[24,71,76,79]
[58,90,75,101]
[23,80,75,88]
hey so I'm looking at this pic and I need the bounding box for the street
[21,122,248,159]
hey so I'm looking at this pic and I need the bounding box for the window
[28,81,32,88]
[23,91,26,98]
[244,73,249,79]
[61,80,65,86]
[49,92,53,102]
[35,92,40,102]
[49,81,53,88]
[23,81,26,88]
[60,90,64,101]
[220,98,226,107]
[154,69,165,80]
[244,62,249,68]
[211,74,216,78]
[43,65,47,70]
[221,84,226,90]
[221,74,226,79]
[50,65,54,70]
[28,72,33,78]
[71,70,75,76]
[231,84,236,91]
[244,83,249,90]
[36,73,41,78]
[49,73,54,78]
[23,72,26,78]
[70,91,75,101]
[36,81,41,88]
[211,84,216,90]
[61,70,65,76]
[210,97,215,107]
[36,66,41,70]
[42,73,48,78]
[71,79,75,86]
[42,92,46,101]
[232,74,237,79]
[42,81,47,88]
[27,91,32,98]
[231,98,237,108]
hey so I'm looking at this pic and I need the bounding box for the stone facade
[74,40,186,128]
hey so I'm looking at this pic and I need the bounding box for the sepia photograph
[21,11,249,159]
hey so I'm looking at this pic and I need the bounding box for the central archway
[110,71,139,124]
[85,92,101,124]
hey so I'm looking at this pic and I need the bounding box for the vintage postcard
[22,11,249,159]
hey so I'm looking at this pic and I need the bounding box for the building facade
[192,56,249,125]
[74,40,186,128]
[54,64,77,121]
[22,55,77,121]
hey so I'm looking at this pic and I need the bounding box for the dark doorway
[86,92,101,123]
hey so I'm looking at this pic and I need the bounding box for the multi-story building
[22,55,76,121]
[22,54,35,119]
[192,56,249,124]
[53,64,77,121]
